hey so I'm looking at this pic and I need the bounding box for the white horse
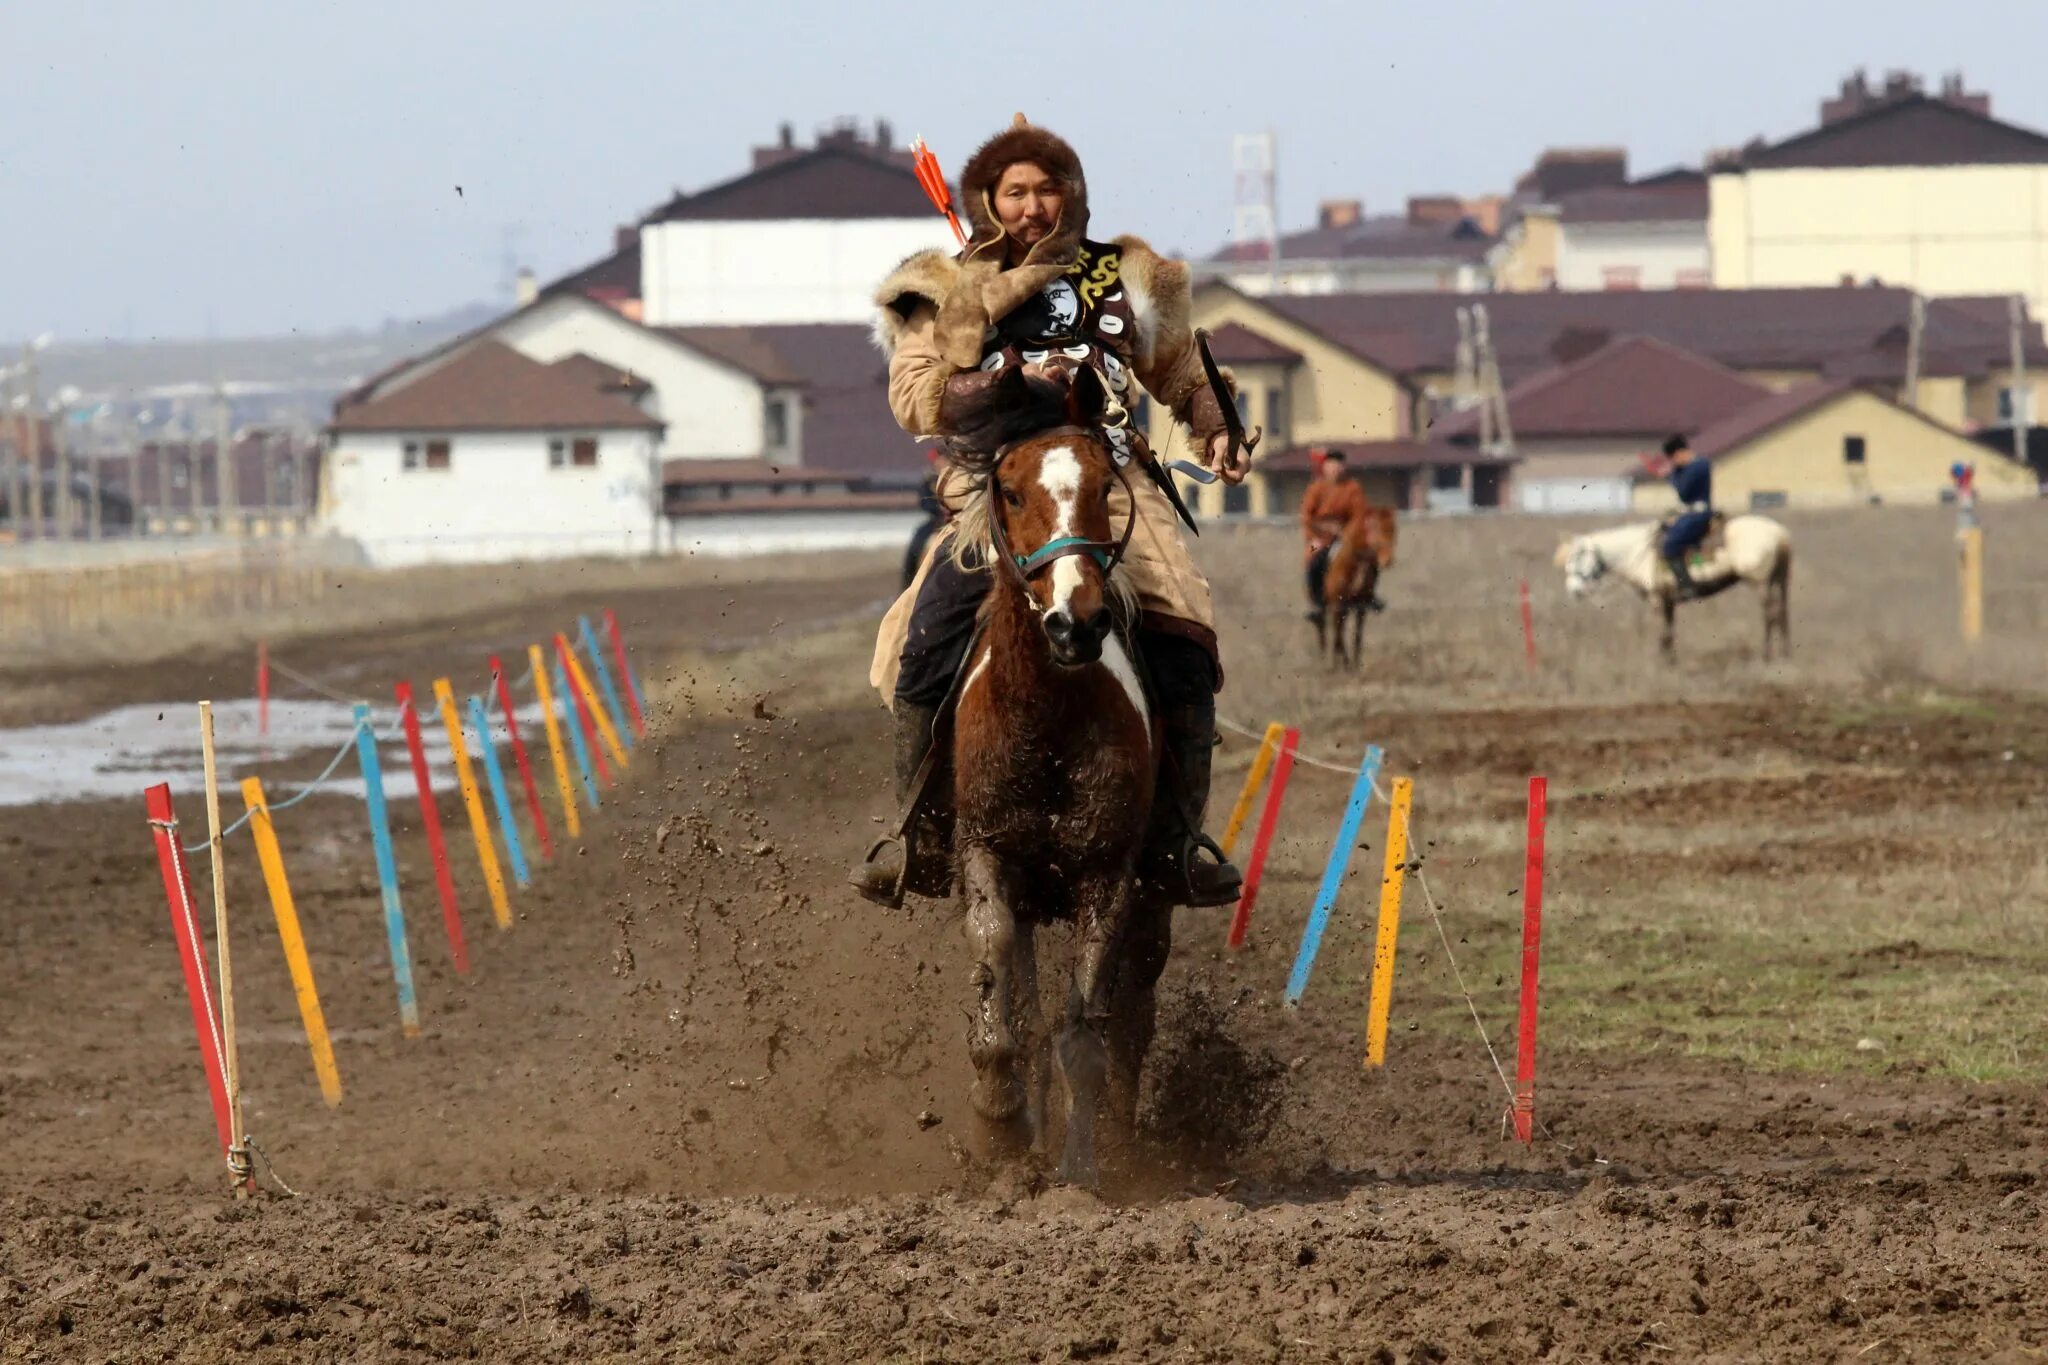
[1554,516,1793,660]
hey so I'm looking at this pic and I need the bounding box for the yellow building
[1631,381,2037,513]
[1709,93,2048,319]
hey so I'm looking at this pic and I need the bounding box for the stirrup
[1174,831,1243,909]
[851,833,909,909]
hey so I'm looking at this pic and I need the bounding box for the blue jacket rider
[1660,433,1711,597]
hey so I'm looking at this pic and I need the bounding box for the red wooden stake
[395,681,469,975]
[142,783,234,1156]
[1512,775,1548,1143]
[602,608,646,737]
[1227,726,1300,950]
[256,641,270,737]
[490,655,553,861]
[555,632,613,785]
[1518,579,1538,671]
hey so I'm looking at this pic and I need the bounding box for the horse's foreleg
[1056,875,1128,1188]
[1349,593,1365,669]
[1015,919,1049,1146]
[961,844,1028,1152]
[1659,594,1677,662]
[1104,890,1171,1158]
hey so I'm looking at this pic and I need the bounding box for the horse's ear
[1065,364,1109,425]
[991,364,1029,403]
[1552,539,1574,568]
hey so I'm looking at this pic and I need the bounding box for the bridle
[982,423,1139,597]
[1571,540,1608,586]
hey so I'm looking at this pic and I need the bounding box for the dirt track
[5,513,2048,1361]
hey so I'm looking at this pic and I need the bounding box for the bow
[1194,327,1261,477]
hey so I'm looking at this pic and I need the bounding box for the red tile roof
[1742,94,2048,169]
[1202,322,1303,365]
[549,352,652,398]
[1431,336,1769,441]
[1685,381,1860,460]
[642,145,935,223]
[330,341,661,433]
[1553,178,1708,224]
[1238,284,2047,385]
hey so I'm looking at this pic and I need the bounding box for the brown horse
[1312,507,1397,668]
[941,364,1165,1186]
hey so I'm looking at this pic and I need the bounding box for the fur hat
[958,114,1089,266]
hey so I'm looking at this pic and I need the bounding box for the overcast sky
[7,0,2047,342]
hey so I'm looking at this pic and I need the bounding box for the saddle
[1658,509,1727,560]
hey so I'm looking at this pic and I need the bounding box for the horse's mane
[938,371,1071,477]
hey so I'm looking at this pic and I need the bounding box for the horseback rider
[1299,447,1382,621]
[1658,433,1712,599]
[853,117,1249,910]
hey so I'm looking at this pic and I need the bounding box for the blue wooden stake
[467,695,531,888]
[579,615,633,751]
[352,702,420,1035]
[1284,743,1383,1006]
[553,655,601,810]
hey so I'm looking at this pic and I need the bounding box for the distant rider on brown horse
[1300,448,1383,621]
[853,117,1249,910]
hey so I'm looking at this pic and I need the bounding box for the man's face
[1669,446,1694,466]
[994,161,1064,249]
[1320,458,1347,483]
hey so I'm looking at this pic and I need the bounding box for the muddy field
[4,504,2047,1362]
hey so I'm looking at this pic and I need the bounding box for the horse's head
[1558,534,1605,598]
[968,366,1126,667]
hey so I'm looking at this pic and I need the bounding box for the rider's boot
[1146,700,1245,908]
[1666,554,1700,601]
[849,700,950,907]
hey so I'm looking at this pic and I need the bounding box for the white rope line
[267,656,356,705]
[1216,714,1362,777]
[1412,862,1516,1112]
[180,718,368,853]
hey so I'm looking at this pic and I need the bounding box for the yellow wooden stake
[1365,776,1415,1068]
[563,644,630,773]
[433,678,512,929]
[1960,525,1984,644]
[239,777,342,1106]
[1220,721,1285,858]
[530,643,581,837]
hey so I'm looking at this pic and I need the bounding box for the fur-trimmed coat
[867,236,1220,704]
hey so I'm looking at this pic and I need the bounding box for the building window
[1601,266,1642,291]
[1997,386,2032,426]
[1843,435,1866,465]
[1265,386,1288,446]
[1750,490,1788,510]
[1675,269,1711,290]
[764,395,793,451]
[1431,463,1464,491]
[549,435,599,469]
[402,439,451,471]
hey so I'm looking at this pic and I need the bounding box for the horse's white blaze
[1036,445,1086,618]
[1100,634,1149,737]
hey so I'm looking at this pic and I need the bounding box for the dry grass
[1169,501,2048,1083]
[0,545,901,677]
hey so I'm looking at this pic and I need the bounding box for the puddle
[0,696,575,809]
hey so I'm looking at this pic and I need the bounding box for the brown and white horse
[1556,516,1793,660]
[1313,506,1397,669]
[940,364,1165,1187]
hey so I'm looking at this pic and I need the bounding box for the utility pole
[52,399,72,539]
[214,382,234,535]
[20,343,41,540]
[1473,303,1515,456]
[2011,294,2031,433]
[258,428,276,532]
[1903,293,1925,410]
